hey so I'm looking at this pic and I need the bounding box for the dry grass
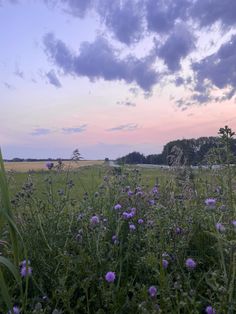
[4,160,104,172]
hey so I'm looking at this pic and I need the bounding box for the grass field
[4,160,104,172]
[1,154,236,313]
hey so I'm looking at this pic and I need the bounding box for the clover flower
[185,258,197,270]
[105,271,116,283]
[205,305,216,314]
[148,286,157,297]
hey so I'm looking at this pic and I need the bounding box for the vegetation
[116,126,236,166]
[0,127,236,313]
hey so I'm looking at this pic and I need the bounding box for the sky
[1,0,236,160]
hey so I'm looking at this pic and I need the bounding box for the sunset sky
[1,0,236,159]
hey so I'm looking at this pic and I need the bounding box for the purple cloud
[157,24,195,72]
[46,69,62,88]
[44,33,158,91]
[107,123,139,132]
[62,125,87,133]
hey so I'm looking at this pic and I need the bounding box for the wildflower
[8,306,20,314]
[152,186,158,194]
[216,223,225,232]
[149,199,155,206]
[20,265,32,277]
[122,211,131,219]
[185,258,197,270]
[148,286,157,297]
[232,220,236,227]
[20,260,31,267]
[138,218,144,224]
[205,198,216,208]
[205,305,216,314]
[90,215,100,225]
[127,190,133,196]
[162,259,169,269]
[45,162,53,170]
[175,227,182,234]
[129,224,136,231]
[105,271,116,283]
[112,235,119,244]
[114,204,122,210]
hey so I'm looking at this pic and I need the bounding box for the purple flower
[175,227,182,234]
[129,224,136,231]
[127,190,133,196]
[20,266,32,277]
[114,204,122,210]
[162,259,169,269]
[152,186,158,194]
[138,218,144,224]
[8,306,20,314]
[90,215,100,225]
[149,199,155,206]
[122,211,131,219]
[216,223,225,232]
[112,235,119,244]
[232,220,236,227]
[205,198,216,208]
[148,285,157,297]
[20,260,31,267]
[205,306,216,314]
[185,258,197,270]
[46,162,54,170]
[105,271,116,283]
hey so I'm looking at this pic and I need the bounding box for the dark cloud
[107,123,139,131]
[44,33,158,91]
[145,0,190,34]
[192,35,236,101]
[46,69,62,88]
[174,77,184,86]
[62,125,87,133]
[157,24,195,72]
[191,0,236,28]
[98,0,143,45]
[31,128,52,136]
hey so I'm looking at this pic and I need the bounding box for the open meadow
[4,161,104,172]
[1,153,236,314]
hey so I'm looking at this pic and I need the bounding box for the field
[1,156,236,313]
[4,160,104,172]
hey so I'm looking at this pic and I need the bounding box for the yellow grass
[4,160,104,172]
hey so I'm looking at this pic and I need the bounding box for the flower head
[162,259,169,269]
[129,224,136,231]
[105,271,116,283]
[185,258,197,270]
[232,220,236,227]
[90,215,100,225]
[138,218,144,224]
[205,305,216,314]
[216,222,225,232]
[205,198,216,208]
[46,162,54,170]
[8,306,20,314]
[114,204,122,210]
[20,265,32,277]
[148,285,157,297]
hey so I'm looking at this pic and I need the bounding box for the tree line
[116,132,236,166]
